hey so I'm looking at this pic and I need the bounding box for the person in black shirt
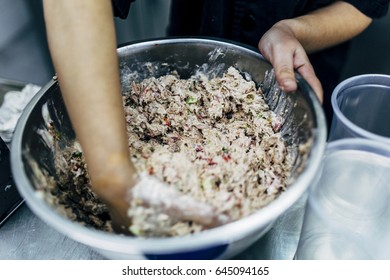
[42,0,389,232]
[112,0,389,125]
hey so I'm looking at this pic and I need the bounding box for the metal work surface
[0,195,306,260]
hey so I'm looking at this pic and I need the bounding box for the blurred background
[0,0,389,86]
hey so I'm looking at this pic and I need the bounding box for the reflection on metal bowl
[10,38,326,259]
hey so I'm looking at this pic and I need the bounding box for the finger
[271,50,298,93]
[296,63,323,103]
[292,48,323,102]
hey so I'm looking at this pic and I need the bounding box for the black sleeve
[112,0,135,19]
[344,0,389,18]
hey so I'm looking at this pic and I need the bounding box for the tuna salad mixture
[43,66,294,237]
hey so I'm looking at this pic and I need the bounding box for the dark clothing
[112,0,389,125]
[167,0,389,45]
[112,0,134,19]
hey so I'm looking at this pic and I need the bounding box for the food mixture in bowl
[44,67,293,237]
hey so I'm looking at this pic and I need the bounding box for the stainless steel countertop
[0,194,306,260]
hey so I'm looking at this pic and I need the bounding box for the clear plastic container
[329,74,390,145]
[295,139,390,259]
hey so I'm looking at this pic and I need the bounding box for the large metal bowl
[11,38,326,259]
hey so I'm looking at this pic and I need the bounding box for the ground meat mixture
[46,66,293,237]
[122,66,292,236]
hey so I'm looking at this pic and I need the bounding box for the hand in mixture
[131,173,230,228]
[93,164,229,234]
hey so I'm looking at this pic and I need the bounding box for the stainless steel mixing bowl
[11,38,326,259]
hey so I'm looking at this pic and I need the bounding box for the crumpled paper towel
[0,84,41,143]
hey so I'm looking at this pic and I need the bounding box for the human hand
[258,21,323,102]
[130,173,230,228]
[91,160,138,234]
[93,161,229,234]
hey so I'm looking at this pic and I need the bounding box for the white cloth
[0,84,41,143]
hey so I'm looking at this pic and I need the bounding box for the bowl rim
[11,37,327,254]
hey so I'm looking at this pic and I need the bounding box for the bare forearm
[43,0,135,180]
[280,1,372,53]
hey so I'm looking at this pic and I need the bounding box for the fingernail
[281,79,296,92]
